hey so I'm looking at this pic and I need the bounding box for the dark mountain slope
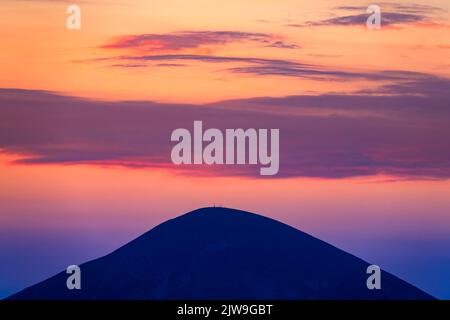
[8,207,434,300]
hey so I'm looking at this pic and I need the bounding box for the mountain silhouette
[7,207,434,300]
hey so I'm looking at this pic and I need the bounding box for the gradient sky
[1,0,450,299]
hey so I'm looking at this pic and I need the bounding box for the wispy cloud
[101,31,299,53]
[336,3,444,15]
[264,41,300,49]
[288,13,425,28]
[96,53,430,83]
[288,3,446,28]
[1,73,450,179]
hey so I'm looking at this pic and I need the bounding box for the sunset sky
[1,0,450,299]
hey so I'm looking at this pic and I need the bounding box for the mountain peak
[8,207,434,300]
[181,206,255,216]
